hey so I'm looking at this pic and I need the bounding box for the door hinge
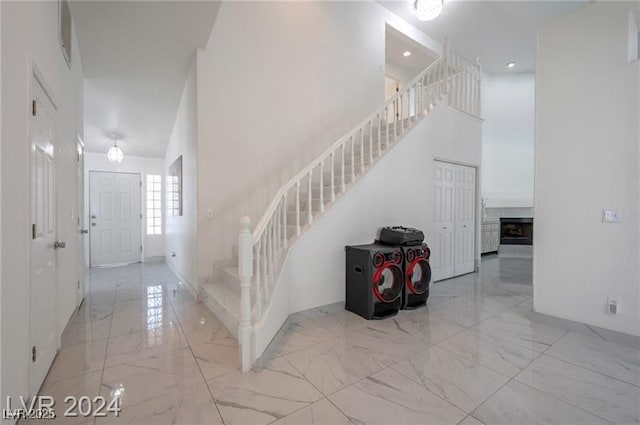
[32,224,36,239]
[32,346,37,362]
[32,100,37,116]
[140,213,143,219]
[77,280,80,289]
[140,245,143,253]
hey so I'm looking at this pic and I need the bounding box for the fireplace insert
[500,217,533,245]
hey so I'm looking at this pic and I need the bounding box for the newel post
[476,57,482,117]
[443,36,449,97]
[238,216,253,372]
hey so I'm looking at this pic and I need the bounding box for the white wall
[84,152,166,265]
[196,1,441,283]
[165,57,198,295]
[481,72,535,208]
[0,0,3,403]
[534,1,640,336]
[1,0,84,407]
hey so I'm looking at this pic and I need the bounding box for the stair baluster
[295,182,301,236]
[377,113,382,157]
[367,121,372,164]
[282,193,288,248]
[330,152,335,202]
[393,100,398,143]
[340,144,345,192]
[319,160,324,213]
[350,135,355,183]
[238,216,253,372]
[307,170,313,225]
[359,128,365,174]
[254,239,262,321]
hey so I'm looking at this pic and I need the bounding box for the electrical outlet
[607,298,621,315]
[602,209,621,223]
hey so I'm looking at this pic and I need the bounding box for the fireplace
[500,217,533,245]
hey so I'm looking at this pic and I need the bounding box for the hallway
[40,257,640,425]
[41,262,236,424]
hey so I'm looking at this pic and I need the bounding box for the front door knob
[80,229,89,234]
[53,241,66,249]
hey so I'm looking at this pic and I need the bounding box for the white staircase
[201,41,482,371]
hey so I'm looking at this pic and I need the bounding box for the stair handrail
[251,53,446,242]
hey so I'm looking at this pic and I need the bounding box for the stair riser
[201,287,240,340]
[221,269,241,295]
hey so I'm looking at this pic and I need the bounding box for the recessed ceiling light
[507,62,516,68]
[403,51,412,57]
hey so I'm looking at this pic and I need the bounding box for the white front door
[454,164,476,275]
[89,172,142,266]
[76,140,86,305]
[30,76,58,394]
[432,161,455,281]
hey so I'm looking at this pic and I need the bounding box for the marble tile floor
[33,255,640,425]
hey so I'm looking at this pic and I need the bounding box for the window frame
[146,174,162,235]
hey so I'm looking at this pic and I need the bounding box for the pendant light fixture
[107,137,124,163]
[416,0,443,21]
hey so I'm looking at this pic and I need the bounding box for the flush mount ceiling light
[403,51,412,57]
[507,61,516,69]
[107,138,124,163]
[416,0,443,22]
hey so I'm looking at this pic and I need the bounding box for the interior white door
[30,76,58,395]
[89,172,142,266]
[432,161,455,281]
[454,164,476,275]
[76,140,86,306]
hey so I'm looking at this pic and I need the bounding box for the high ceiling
[72,0,589,158]
[379,0,590,74]
[72,1,220,158]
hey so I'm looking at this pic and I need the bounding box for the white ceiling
[379,0,590,74]
[72,1,221,158]
[386,27,436,81]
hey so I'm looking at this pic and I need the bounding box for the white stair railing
[235,40,481,371]
[446,48,482,116]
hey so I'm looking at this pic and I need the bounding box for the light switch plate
[602,209,621,223]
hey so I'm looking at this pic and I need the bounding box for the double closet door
[432,160,476,281]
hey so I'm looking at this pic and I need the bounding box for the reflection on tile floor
[39,255,640,425]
